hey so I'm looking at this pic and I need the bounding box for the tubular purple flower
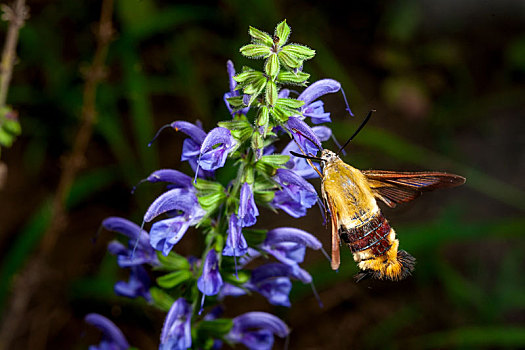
[145,189,205,256]
[286,116,322,156]
[250,262,312,284]
[227,312,289,350]
[248,276,292,307]
[85,313,130,350]
[224,60,250,115]
[197,127,237,173]
[238,182,259,227]
[298,79,340,105]
[223,214,248,259]
[103,217,158,266]
[114,265,152,301]
[160,298,192,350]
[271,169,317,218]
[260,227,322,267]
[139,169,194,189]
[197,250,223,296]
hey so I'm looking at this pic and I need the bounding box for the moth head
[320,149,338,168]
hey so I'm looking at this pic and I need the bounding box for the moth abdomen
[338,213,391,255]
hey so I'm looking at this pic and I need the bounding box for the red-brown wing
[325,193,341,270]
[363,170,465,208]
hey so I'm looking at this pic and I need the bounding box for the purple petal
[143,169,193,188]
[303,100,331,124]
[227,60,237,93]
[298,79,341,106]
[249,276,292,307]
[161,298,192,350]
[102,217,147,246]
[219,283,247,298]
[232,312,289,338]
[85,313,130,350]
[149,217,191,256]
[114,265,151,301]
[238,183,259,227]
[286,116,322,155]
[251,262,312,284]
[171,120,206,144]
[200,127,236,154]
[144,189,203,223]
[223,214,248,257]
[197,250,223,296]
[181,138,201,161]
[264,227,322,250]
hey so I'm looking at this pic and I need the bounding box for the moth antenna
[336,109,375,157]
[289,134,324,178]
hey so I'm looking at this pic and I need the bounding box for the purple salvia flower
[103,217,159,266]
[145,189,205,256]
[285,116,323,156]
[250,262,312,284]
[297,78,341,124]
[224,60,250,116]
[114,265,152,302]
[160,298,192,350]
[271,169,317,218]
[282,125,331,178]
[197,127,237,172]
[222,214,248,276]
[238,182,259,227]
[137,169,194,190]
[227,312,290,350]
[197,250,223,296]
[260,227,322,268]
[249,276,292,307]
[85,313,130,350]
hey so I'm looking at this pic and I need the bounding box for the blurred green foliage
[0,0,523,348]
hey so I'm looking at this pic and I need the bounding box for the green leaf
[265,81,278,106]
[157,270,193,289]
[223,270,250,285]
[281,44,316,60]
[254,190,275,203]
[2,119,21,135]
[260,154,290,167]
[277,71,310,85]
[251,132,264,156]
[197,319,234,337]
[156,251,191,270]
[194,178,224,193]
[257,106,269,127]
[233,69,261,84]
[150,287,175,312]
[270,105,291,123]
[240,44,272,59]
[276,97,305,109]
[278,50,302,69]
[264,53,280,78]
[249,26,273,47]
[274,19,291,47]
[244,77,267,106]
[198,191,227,212]
[0,129,14,147]
[225,95,244,108]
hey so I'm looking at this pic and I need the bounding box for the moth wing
[363,170,466,208]
[324,191,341,270]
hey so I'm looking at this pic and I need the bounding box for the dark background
[0,0,524,349]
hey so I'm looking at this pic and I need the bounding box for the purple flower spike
[160,298,192,350]
[198,127,236,172]
[223,214,248,262]
[224,60,250,116]
[114,265,152,301]
[197,250,223,296]
[227,312,290,350]
[239,183,259,227]
[85,313,130,350]
[271,169,317,218]
[103,217,158,267]
[286,116,323,156]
